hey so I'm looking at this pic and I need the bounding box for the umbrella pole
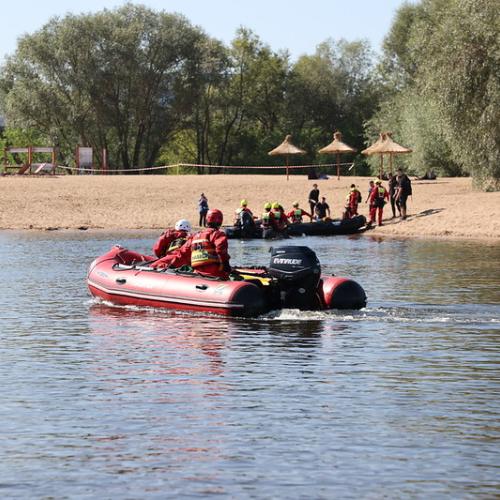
[286,156,289,181]
[336,153,340,180]
[390,154,393,175]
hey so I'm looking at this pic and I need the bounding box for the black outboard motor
[268,246,322,309]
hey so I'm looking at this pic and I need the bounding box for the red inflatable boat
[87,245,366,317]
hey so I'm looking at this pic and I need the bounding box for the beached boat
[87,245,366,317]
[224,215,367,239]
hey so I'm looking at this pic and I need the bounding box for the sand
[0,174,499,241]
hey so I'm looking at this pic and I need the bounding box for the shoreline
[1,175,499,241]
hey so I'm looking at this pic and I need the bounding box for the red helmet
[206,209,223,225]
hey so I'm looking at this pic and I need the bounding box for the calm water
[0,231,499,499]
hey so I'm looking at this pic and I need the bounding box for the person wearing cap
[152,209,231,279]
[152,219,192,258]
[343,184,362,219]
[270,202,288,233]
[233,198,256,236]
[259,202,273,230]
[314,196,330,221]
[368,180,389,226]
[286,201,312,224]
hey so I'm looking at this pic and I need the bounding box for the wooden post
[286,155,289,181]
[28,146,33,174]
[336,153,340,180]
[102,148,108,174]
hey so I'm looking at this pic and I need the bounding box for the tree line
[0,1,498,188]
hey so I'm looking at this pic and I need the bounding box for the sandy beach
[0,174,499,241]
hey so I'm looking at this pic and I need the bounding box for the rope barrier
[56,161,354,174]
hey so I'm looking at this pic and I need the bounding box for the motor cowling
[268,246,322,309]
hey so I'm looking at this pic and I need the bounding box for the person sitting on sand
[286,201,312,224]
[152,219,192,258]
[314,196,331,221]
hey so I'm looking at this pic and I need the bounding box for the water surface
[0,231,499,498]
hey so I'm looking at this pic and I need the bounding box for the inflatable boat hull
[224,215,366,239]
[87,246,367,317]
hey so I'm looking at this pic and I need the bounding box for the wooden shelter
[318,131,356,180]
[268,134,305,181]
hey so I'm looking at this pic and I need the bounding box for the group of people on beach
[308,168,412,227]
[151,169,412,280]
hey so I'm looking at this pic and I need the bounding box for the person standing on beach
[368,180,389,226]
[388,174,401,219]
[343,184,362,219]
[395,168,412,220]
[308,183,320,215]
[198,193,209,227]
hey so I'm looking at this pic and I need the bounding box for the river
[0,231,499,498]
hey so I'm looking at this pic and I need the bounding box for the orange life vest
[168,236,187,253]
[191,230,219,268]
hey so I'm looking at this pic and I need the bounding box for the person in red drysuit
[152,209,231,279]
[343,184,362,219]
[286,202,312,224]
[152,219,192,258]
[368,180,389,226]
[270,202,288,232]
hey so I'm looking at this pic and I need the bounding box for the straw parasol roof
[371,132,412,155]
[362,132,412,176]
[319,131,356,154]
[268,134,306,156]
[361,132,385,156]
[318,131,356,179]
[268,134,305,180]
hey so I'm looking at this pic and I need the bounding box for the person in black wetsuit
[308,183,320,215]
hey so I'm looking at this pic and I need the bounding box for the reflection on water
[0,231,499,498]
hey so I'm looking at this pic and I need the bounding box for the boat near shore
[224,215,367,239]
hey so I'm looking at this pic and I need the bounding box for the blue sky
[1,0,409,63]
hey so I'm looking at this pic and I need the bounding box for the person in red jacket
[152,219,192,258]
[270,202,288,232]
[286,202,312,224]
[343,184,362,219]
[152,209,231,279]
[368,180,389,226]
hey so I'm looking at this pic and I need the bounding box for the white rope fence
[55,161,354,174]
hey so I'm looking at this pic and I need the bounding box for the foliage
[369,0,500,188]
[0,4,207,170]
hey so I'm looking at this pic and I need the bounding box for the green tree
[369,0,499,187]
[0,4,208,170]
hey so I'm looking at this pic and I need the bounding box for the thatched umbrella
[375,132,412,175]
[318,131,356,180]
[268,134,306,181]
[362,132,412,178]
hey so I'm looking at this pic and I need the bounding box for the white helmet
[175,219,192,232]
